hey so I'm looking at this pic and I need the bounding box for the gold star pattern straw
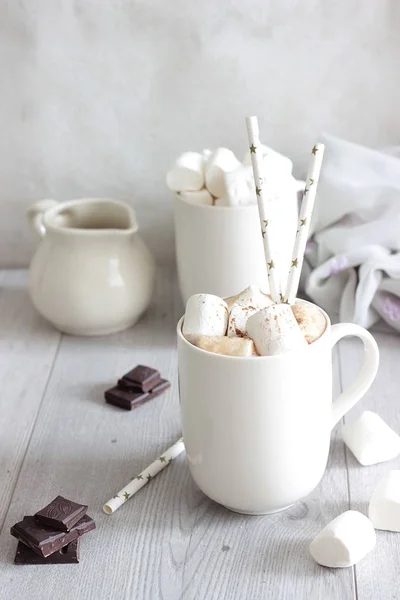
[245,116,281,302]
[103,438,185,515]
[284,143,325,304]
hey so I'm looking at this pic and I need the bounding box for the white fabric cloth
[303,135,400,332]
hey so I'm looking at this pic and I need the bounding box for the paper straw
[245,116,280,303]
[103,437,185,514]
[284,143,325,304]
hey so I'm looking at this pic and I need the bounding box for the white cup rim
[177,299,331,362]
[175,192,258,213]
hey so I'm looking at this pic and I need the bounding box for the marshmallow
[186,334,258,357]
[178,189,213,206]
[202,149,213,160]
[182,294,228,337]
[309,510,376,568]
[246,304,307,356]
[369,470,400,532]
[291,300,327,344]
[341,411,400,466]
[227,285,273,337]
[205,148,241,197]
[242,144,293,177]
[223,164,255,207]
[166,152,205,192]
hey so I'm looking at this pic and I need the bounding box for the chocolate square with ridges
[121,365,160,392]
[14,539,80,564]
[10,514,96,558]
[35,496,88,532]
[10,516,79,558]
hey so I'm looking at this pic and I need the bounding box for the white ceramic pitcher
[27,198,156,335]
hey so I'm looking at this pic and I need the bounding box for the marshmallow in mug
[309,510,376,568]
[182,294,228,338]
[178,189,214,206]
[166,152,205,192]
[205,148,241,198]
[291,300,327,344]
[186,334,258,357]
[341,411,400,466]
[227,285,273,337]
[369,470,400,532]
[246,303,307,356]
[242,144,294,177]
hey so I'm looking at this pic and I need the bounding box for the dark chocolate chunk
[35,496,88,532]
[105,386,150,410]
[10,514,95,558]
[105,379,170,411]
[121,365,160,392]
[14,539,80,564]
[73,514,96,536]
[10,516,79,558]
[117,375,162,393]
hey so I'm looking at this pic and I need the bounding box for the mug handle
[27,199,59,239]
[329,323,379,429]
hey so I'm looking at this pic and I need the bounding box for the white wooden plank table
[0,268,398,600]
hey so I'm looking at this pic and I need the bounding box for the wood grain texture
[340,331,400,600]
[0,270,60,530]
[0,269,396,599]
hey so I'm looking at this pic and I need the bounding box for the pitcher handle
[27,199,59,239]
[329,323,379,429]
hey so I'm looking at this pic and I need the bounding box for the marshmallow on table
[369,470,400,532]
[205,148,241,197]
[166,152,205,192]
[341,411,400,466]
[246,303,307,356]
[291,300,327,344]
[178,189,213,206]
[182,294,228,337]
[227,285,273,337]
[309,510,376,568]
[186,334,258,357]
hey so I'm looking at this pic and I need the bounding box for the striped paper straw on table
[103,437,185,514]
[245,116,281,303]
[284,143,325,304]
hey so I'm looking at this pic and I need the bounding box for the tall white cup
[174,181,302,303]
[177,306,379,515]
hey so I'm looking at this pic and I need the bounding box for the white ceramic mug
[174,182,303,304]
[177,307,379,515]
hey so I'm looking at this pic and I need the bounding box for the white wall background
[1,0,399,267]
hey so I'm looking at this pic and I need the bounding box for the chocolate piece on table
[14,539,80,565]
[117,375,162,393]
[105,379,171,411]
[35,496,88,532]
[121,365,160,392]
[105,386,150,410]
[10,514,96,558]
[10,516,79,558]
